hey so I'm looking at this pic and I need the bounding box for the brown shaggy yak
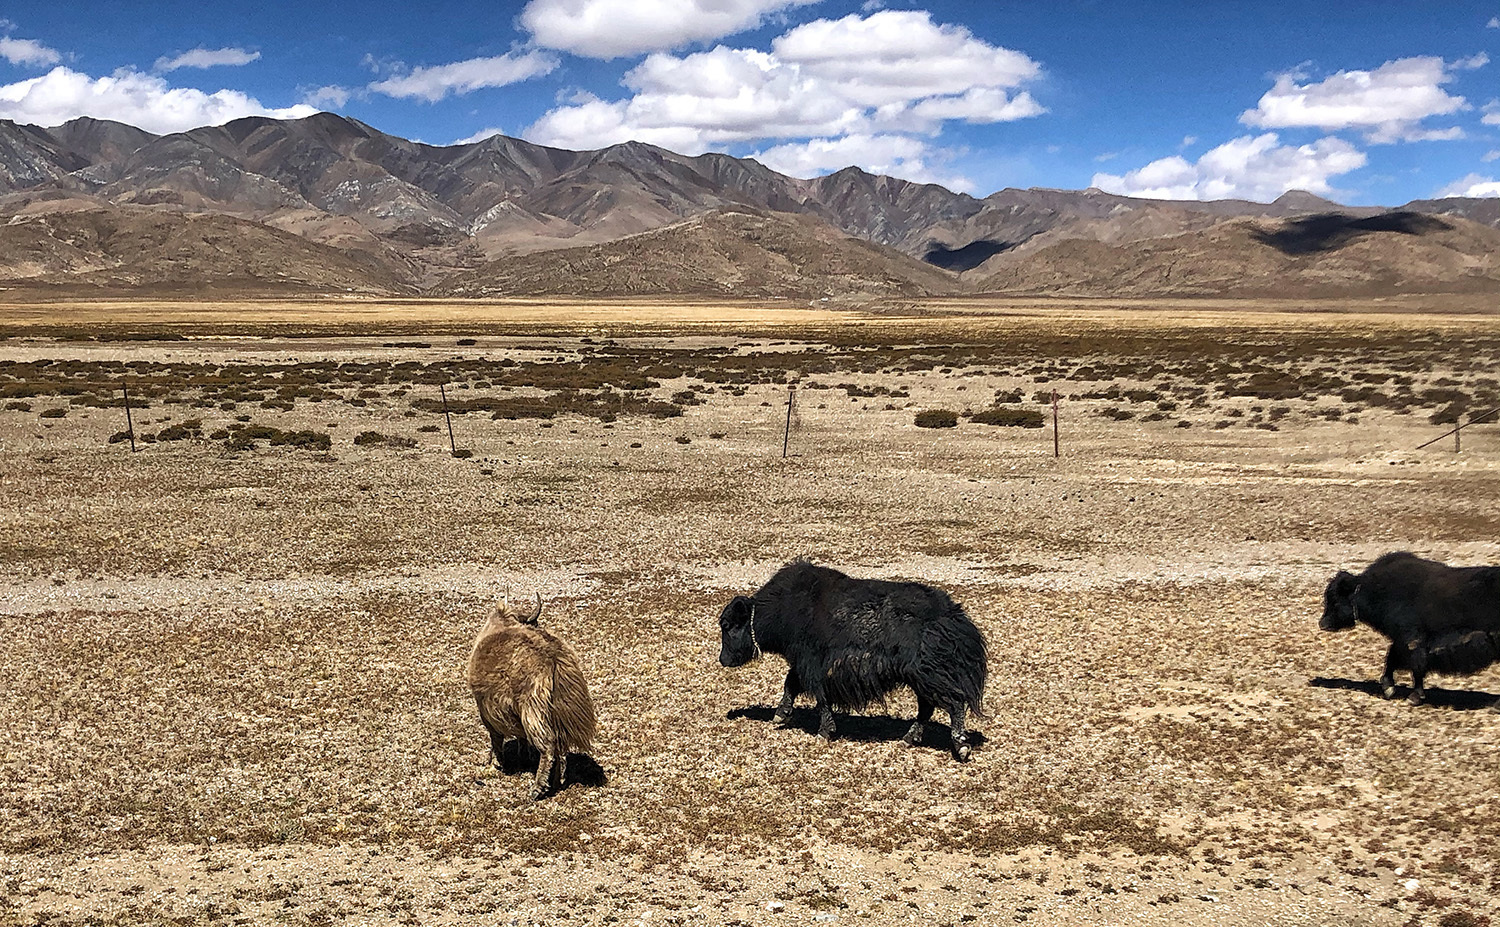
[466,594,597,799]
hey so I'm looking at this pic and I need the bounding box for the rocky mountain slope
[431,208,959,300]
[978,211,1500,298]
[0,111,1495,299]
[0,207,412,294]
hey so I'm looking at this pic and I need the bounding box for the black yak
[467,594,597,799]
[1321,551,1500,705]
[717,560,988,760]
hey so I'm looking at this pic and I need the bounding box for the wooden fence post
[122,382,137,453]
[782,383,796,459]
[1052,389,1059,458]
[440,384,457,456]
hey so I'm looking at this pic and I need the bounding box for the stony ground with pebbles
[2,306,1499,926]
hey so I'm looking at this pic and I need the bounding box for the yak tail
[519,652,597,756]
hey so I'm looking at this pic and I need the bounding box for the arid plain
[2,297,1499,926]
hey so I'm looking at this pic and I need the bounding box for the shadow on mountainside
[1253,212,1452,255]
[924,239,1013,271]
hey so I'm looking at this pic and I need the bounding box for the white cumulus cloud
[154,47,261,72]
[524,9,1043,189]
[0,65,316,134]
[1437,172,1500,196]
[770,10,1039,106]
[300,84,351,108]
[0,35,61,67]
[367,49,558,102]
[908,88,1044,125]
[1091,133,1367,202]
[751,132,974,190]
[1240,56,1477,144]
[520,0,819,59]
[452,126,509,145]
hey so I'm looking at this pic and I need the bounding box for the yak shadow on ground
[1308,676,1500,711]
[494,740,609,788]
[728,705,990,753]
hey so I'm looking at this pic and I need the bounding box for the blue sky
[2,1,1498,204]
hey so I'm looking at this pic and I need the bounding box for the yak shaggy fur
[1321,551,1500,705]
[719,560,988,761]
[466,597,597,799]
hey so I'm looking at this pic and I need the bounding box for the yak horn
[530,592,543,623]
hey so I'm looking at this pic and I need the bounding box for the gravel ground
[2,311,1499,926]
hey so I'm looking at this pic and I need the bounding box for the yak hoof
[902,725,923,746]
[953,733,972,762]
[1407,690,1426,706]
[772,710,792,726]
[1381,684,1398,699]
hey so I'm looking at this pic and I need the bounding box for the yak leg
[813,693,837,741]
[554,741,569,791]
[903,695,935,746]
[1406,642,1430,706]
[533,740,555,800]
[1380,643,1404,698]
[947,701,972,762]
[488,730,507,769]
[773,669,801,725]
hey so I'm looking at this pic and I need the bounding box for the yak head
[718,595,759,667]
[1319,571,1358,631]
[494,591,544,628]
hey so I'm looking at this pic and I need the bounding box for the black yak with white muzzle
[717,560,988,761]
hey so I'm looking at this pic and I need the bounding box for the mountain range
[3,111,1499,300]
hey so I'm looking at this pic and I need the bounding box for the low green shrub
[915,409,958,429]
[971,407,1044,428]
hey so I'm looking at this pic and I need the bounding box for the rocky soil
[1,307,1498,926]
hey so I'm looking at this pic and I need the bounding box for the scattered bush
[39,407,67,418]
[223,424,332,452]
[914,409,959,429]
[971,407,1044,428]
[1430,402,1467,425]
[353,431,416,448]
[155,419,203,441]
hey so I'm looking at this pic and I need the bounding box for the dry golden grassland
[1,298,1499,926]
